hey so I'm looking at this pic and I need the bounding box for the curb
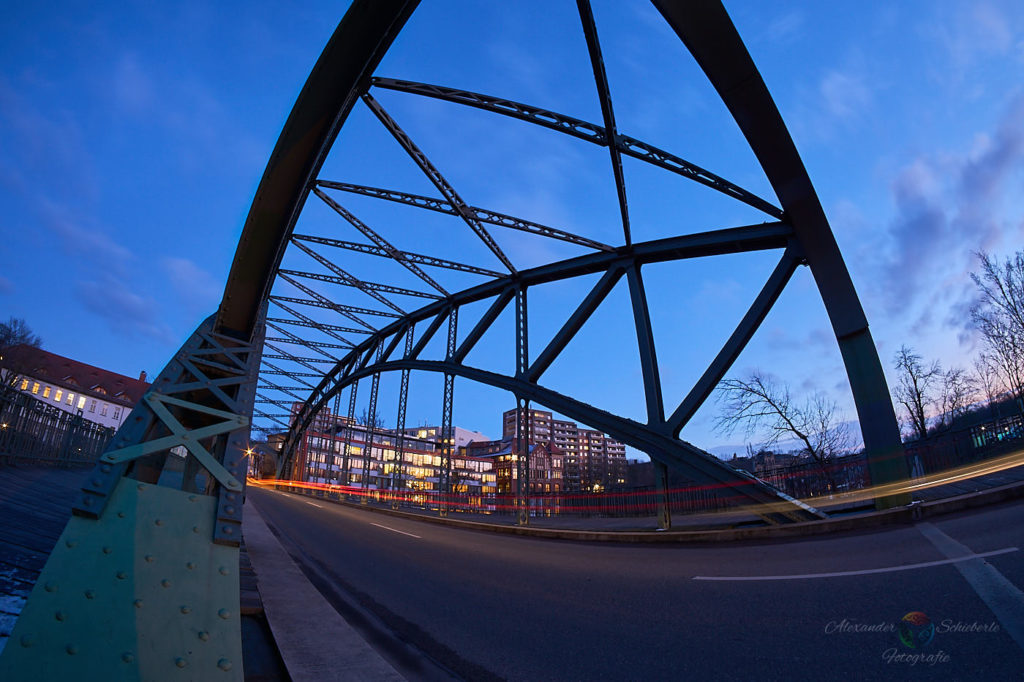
[241,499,403,682]
[276,477,1024,544]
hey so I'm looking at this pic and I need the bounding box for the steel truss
[243,0,909,531]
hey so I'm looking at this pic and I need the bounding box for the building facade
[501,407,627,491]
[1,344,149,430]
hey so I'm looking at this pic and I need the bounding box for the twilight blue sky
[2,1,1023,456]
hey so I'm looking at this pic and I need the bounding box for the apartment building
[502,407,627,491]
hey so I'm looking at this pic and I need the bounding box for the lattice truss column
[0,314,263,681]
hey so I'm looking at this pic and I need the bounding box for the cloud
[75,275,175,344]
[819,70,871,120]
[876,91,1024,338]
[39,199,133,274]
[161,257,221,307]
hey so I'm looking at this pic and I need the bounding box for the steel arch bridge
[2,1,910,679]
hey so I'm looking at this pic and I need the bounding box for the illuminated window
[77,396,86,409]
[54,389,63,402]
[20,379,28,390]
[31,382,40,394]
[42,386,51,398]
[101,404,108,416]
[67,392,75,405]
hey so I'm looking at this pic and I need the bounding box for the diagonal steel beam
[667,246,801,435]
[452,289,514,364]
[317,180,614,252]
[262,353,336,365]
[311,188,449,295]
[270,296,381,328]
[281,265,438,302]
[267,315,363,336]
[278,273,379,333]
[266,336,349,352]
[626,263,665,426]
[287,241,412,310]
[526,265,626,383]
[262,359,317,389]
[293,232,503,277]
[369,79,783,220]
[577,0,630,245]
[362,92,517,274]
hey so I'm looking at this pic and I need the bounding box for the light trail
[246,445,1024,524]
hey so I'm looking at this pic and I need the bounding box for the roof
[1,344,150,406]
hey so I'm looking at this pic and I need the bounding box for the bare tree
[971,251,1024,411]
[0,317,42,350]
[973,353,1004,419]
[938,366,975,430]
[892,345,941,440]
[357,407,386,429]
[715,372,850,490]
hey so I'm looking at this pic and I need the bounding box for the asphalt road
[248,486,1024,681]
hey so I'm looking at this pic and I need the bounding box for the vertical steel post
[361,343,384,503]
[514,286,530,526]
[327,389,342,493]
[654,459,671,530]
[438,307,458,517]
[341,379,359,493]
[392,324,415,509]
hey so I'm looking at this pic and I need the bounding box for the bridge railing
[0,385,114,465]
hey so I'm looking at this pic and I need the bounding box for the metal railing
[0,385,114,465]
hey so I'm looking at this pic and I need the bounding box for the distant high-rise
[502,408,626,491]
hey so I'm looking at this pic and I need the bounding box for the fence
[0,385,114,465]
[757,411,1024,499]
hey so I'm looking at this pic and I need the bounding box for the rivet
[66,644,79,655]
[180,605,191,614]
[188,495,197,502]
[225,505,235,514]
[218,566,229,576]
[134,599,144,609]
[217,658,232,671]
[226,493,237,502]
[154,519,163,526]
[137,484,145,491]
[116,571,127,580]
[186,562,196,570]
[175,657,187,668]
[65,539,78,548]
[144,555,155,563]
[100,464,112,473]
[161,579,171,588]
[20,635,35,647]
[91,478,102,486]
[117,511,126,518]
[218,609,230,620]
[55,610,67,621]
[122,652,134,663]
[192,526,200,534]
[84,589,96,600]
[102,546,113,554]
[221,526,234,535]
[82,497,93,506]
[44,581,58,593]
[197,630,210,641]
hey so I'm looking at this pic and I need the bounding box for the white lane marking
[302,500,324,508]
[692,547,1018,581]
[917,522,1024,652]
[371,522,421,539]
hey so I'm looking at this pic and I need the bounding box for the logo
[897,611,935,649]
